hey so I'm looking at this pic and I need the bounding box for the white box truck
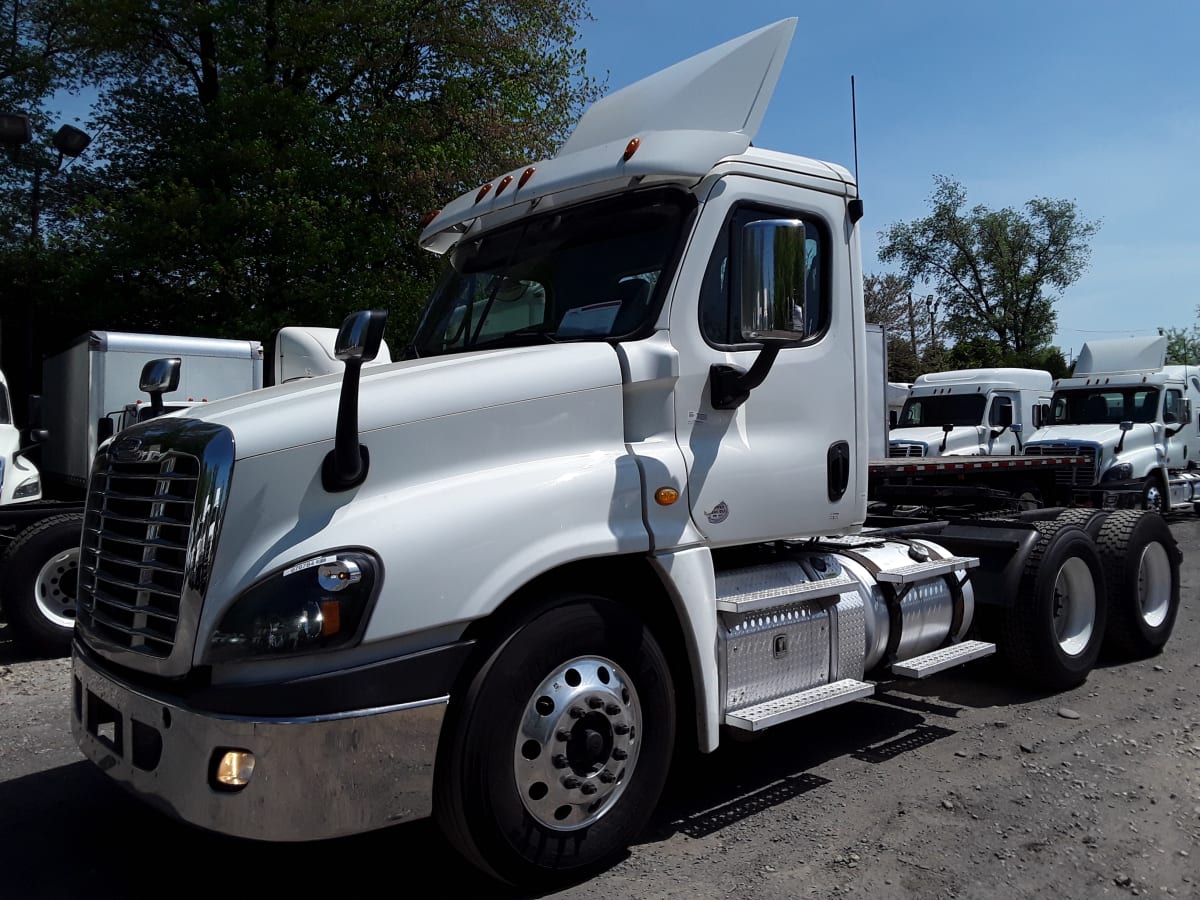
[69,21,1181,889]
[1024,335,1200,512]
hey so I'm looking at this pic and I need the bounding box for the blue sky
[579,1,1200,360]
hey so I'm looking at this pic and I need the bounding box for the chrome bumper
[72,644,446,841]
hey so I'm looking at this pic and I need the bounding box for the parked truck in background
[69,21,1181,889]
[0,367,42,504]
[1024,335,1200,513]
[889,367,1052,458]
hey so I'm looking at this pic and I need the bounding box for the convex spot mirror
[335,310,388,362]
[741,219,809,343]
[140,357,181,395]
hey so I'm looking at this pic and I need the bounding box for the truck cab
[888,367,1051,458]
[1025,336,1200,510]
[0,367,41,504]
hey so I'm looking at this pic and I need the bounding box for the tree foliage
[1163,322,1200,366]
[878,176,1099,357]
[2,0,599,366]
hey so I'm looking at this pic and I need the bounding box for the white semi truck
[0,367,42,504]
[889,367,1052,458]
[1024,335,1200,513]
[70,21,1181,888]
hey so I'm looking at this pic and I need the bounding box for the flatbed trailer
[867,453,1099,511]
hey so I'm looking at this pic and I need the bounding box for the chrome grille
[77,452,199,657]
[888,443,926,458]
[1024,443,1098,486]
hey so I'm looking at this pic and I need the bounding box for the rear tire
[1096,510,1180,658]
[999,521,1107,690]
[434,595,675,888]
[0,513,84,658]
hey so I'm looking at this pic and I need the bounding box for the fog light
[214,750,255,788]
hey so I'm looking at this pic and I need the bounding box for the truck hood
[890,426,984,456]
[1027,424,1152,448]
[182,344,624,459]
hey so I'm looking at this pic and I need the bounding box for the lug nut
[612,748,628,761]
[580,782,598,795]
[569,706,585,719]
[613,723,630,735]
[556,729,572,741]
[552,754,568,769]
[605,703,621,716]
[599,770,616,784]
[587,696,604,709]
[562,775,581,789]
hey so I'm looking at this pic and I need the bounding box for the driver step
[716,571,859,615]
[725,679,875,731]
[875,556,979,585]
[890,640,996,679]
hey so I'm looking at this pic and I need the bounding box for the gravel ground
[1,518,1197,899]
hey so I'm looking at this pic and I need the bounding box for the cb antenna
[848,75,864,223]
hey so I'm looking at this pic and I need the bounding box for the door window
[1164,389,1183,424]
[699,206,829,347]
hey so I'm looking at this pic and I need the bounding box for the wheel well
[453,554,698,753]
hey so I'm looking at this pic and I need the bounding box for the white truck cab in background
[889,367,1052,458]
[1025,336,1200,512]
[0,367,41,504]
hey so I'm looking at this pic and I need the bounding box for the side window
[699,207,829,346]
[1164,389,1183,424]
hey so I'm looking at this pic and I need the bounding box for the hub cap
[1135,542,1171,628]
[35,548,79,629]
[1144,484,1162,511]
[1051,556,1096,657]
[513,656,641,832]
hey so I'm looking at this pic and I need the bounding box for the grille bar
[85,586,179,623]
[1024,444,1098,486]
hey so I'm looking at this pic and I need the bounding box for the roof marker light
[475,183,493,204]
[622,137,641,162]
[418,209,441,228]
[518,167,536,188]
[495,175,514,196]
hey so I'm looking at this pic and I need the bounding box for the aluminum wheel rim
[1052,556,1096,656]
[1136,542,1172,628]
[1144,484,1162,511]
[513,655,641,832]
[34,548,79,629]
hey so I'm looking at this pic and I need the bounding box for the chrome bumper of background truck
[71,643,446,841]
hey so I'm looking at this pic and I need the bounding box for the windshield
[0,384,9,425]
[409,188,691,357]
[896,394,986,428]
[1051,387,1160,425]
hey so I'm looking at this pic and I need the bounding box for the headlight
[13,477,40,499]
[1101,463,1133,483]
[208,550,379,662]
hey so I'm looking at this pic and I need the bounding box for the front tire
[999,521,1107,690]
[434,595,676,887]
[0,513,84,658]
[1097,510,1180,658]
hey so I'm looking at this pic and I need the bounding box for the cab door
[669,175,860,545]
[1163,386,1189,468]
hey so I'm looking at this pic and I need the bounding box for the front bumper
[72,643,447,841]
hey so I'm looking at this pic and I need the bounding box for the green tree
[6,0,599,355]
[878,176,1099,357]
[1162,312,1200,365]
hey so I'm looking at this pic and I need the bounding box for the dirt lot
[1,518,1197,899]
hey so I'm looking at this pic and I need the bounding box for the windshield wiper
[473,329,562,350]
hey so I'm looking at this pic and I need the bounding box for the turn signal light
[654,487,679,506]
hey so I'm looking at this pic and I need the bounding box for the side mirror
[1011,422,1023,434]
[140,357,181,395]
[13,427,48,462]
[991,401,1014,428]
[942,423,954,433]
[889,410,898,429]
[140,357,182,419]
[939,422,953,452]
[324,310,389,492]
[335,310,388,362]
[710,219,809,410]
[97,417,115,444]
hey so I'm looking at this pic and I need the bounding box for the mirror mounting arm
[710,342,783,410]
[323,310,387,493]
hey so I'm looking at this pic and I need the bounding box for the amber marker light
[495,174,514,196]
[622,137,641,162]
[475,182,493,203]
[654,486,679,506]
[418,208,441,228]
[518,166,536,188]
